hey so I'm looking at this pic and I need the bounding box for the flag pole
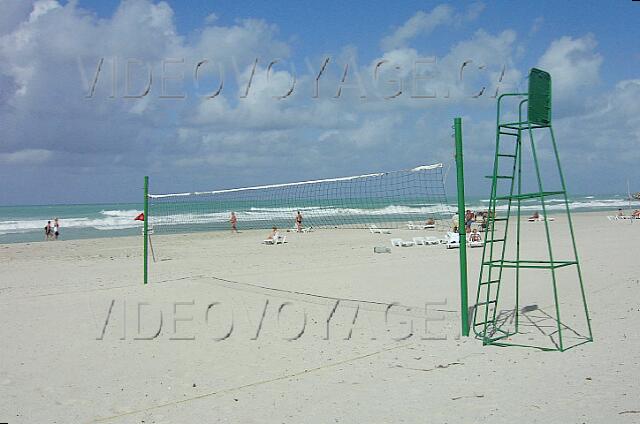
[143,176,149,285]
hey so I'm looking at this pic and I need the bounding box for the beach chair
[369,224,391,234]
[423,236,441,245]
[445,232,460,249]
[528,217,555,222]
[290,226,312,233]
[390,238,415,247]
[263,233,286,245]
[406,221,436,230]
[412,236,425,245]
[467,234,483,248]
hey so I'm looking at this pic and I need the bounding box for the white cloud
[537,34,602,101]
[318,115,403,148]
[28,0,61,23]
[464,2,486,21]
[0,148,52,164]
[381,5,454,51]
[0,1,636,203]
[187,19,289,69]
[190,62,357,131]
[437,29,521,97]
[204,12,218,24]
[529,16,544,35]
[380,3,485,51]
[0,1,517,191]
[0,0,294,165]
[0,0,35,36]
[556,78,640,164]
[369,29,521,107]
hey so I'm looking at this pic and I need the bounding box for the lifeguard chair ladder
[472,68,593,351]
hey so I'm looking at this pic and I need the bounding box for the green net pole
[454,117,469,337]
[143,176,149,285]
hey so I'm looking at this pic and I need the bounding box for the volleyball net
[146,163,452,234]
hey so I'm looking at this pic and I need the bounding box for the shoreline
[1,208,635,246]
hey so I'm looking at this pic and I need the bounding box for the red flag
[134,213,145,221]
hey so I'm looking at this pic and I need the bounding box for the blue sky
[0,0,639,204]
[82,0,640,84]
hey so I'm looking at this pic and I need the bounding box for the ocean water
[0,195,638,244]
[0,203,143,244]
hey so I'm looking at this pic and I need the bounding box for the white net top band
[148,163,443,199]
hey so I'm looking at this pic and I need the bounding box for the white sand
[1,212,639,423]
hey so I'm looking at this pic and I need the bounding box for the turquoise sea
[1,195,638,244]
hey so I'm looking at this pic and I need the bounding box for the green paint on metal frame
[528,68,552,126]
[454,117,469,337]
[472,68,592,351]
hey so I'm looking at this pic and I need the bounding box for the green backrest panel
[528,68,551,126]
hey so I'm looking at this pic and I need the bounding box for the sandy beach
[1,211,639,423]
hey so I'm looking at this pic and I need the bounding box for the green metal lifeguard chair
[472,68,593,351]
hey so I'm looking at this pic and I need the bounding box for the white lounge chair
[406,221,436,230]
[369,224,391,234]
[528,216,555,222]
[290,226,313,233]
[445,232,460,249]
[608,215,635,220]
[412,236,425,245]
[390,238,415,247]
[264,233,286,245]
[423,236,441,245]
[467,234,483,248]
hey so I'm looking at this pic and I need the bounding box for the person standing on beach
[44,221,52,241]
[53,218,60,240]
[295,211,303,232]
[465,209,475,233]
[229,212,238,233]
